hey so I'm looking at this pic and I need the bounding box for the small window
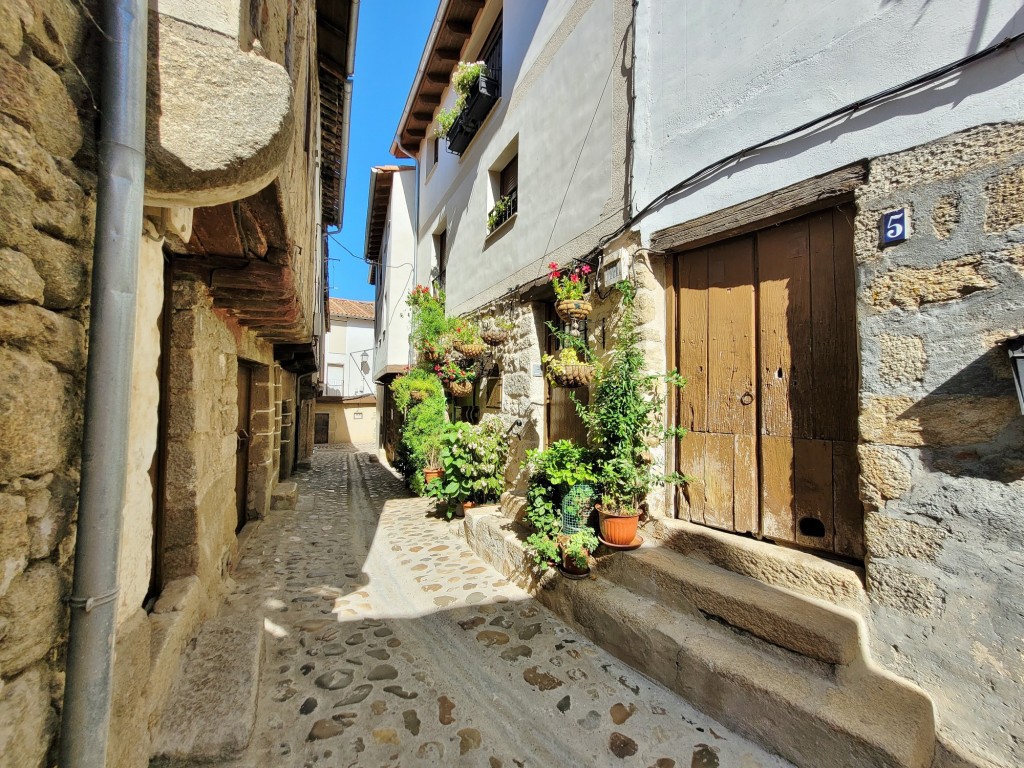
[432,137,439,168]
[488,154,518,235]
[436,228,448,287]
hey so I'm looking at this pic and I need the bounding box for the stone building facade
[0,0,355,765]
[379,1,1023,766]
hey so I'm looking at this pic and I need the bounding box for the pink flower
[581,264,592,274]
[548,261,559,270]
[570,274,579,283]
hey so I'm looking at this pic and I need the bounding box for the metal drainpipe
[59,0,148,765]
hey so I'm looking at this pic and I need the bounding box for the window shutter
[500,156,518,196]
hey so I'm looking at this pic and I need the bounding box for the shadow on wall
[901,346,1024,481]
[651,4,1024,220]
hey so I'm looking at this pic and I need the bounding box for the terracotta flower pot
[555,299,592,322]
[599,511,639,546]
[423,467,443,485]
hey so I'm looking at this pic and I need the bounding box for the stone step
[150,611,264,766]
[462,507,936,768]
[647,516,868,611]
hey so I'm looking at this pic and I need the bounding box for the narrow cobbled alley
[193,446,793,768]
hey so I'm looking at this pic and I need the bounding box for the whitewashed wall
[416,0,622,315]
[324,317,375,397]
[632,0,1024,241]
[373,169,417,380]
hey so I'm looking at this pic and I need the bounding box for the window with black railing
[445,15,502,157]
[487,153,518,234]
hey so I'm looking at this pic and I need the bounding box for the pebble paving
[217,445,793,768]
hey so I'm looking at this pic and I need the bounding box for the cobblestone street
[213,446,792,767]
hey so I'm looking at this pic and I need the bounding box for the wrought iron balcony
[487,189,517,234]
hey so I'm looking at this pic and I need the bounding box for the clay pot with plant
[557,527,598,577]
[548,261,593,321]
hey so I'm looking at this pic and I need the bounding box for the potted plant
[576,280,688,546]
[557,527,599,577]
[451,320,486,359]
[543,347,595,389]
[548,261,593,321]
[522,441,598,568]
[480,317,515,346]
[487,193,515,234]
[407,285,452,363]
[396,388,449,496]
[433,60,498,155]
[427,420,510,519]
[391,367,444,413]
[423,442,443,486]
[434,359,477,398]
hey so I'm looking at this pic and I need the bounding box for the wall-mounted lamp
[1009,336,1024,415]
[360,350,369,365]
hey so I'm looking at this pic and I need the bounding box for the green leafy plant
[396,390,449,496]
[577,280,686,512]
[547,261,592,302]
[407,285,451,360]
[433,61,486,139]
[427,420,509,517]
[433,359,477,386]
[450,319,482,346]
[542,347,597,388]
[559,527,599,569]
[522,441,597,568]
[487,194,513,233]
[391,367,444,413]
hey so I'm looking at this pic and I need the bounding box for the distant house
[316,298,376,444]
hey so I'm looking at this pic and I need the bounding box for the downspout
[59,0,147,766]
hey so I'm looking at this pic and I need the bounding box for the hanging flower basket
[454,341,487,359]
[444,379,474,398]
[409,389,429,403]
[555,299,592,322]
[422,346,445,363]
[480,329,509,347]
[551,363,594,389]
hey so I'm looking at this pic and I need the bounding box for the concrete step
[150,611,264,766]
[462,507,936,768]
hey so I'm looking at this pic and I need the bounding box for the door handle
[740,392,753,406]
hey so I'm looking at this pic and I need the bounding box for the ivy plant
[391,367,444,414]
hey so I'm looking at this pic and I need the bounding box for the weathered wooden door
[314,413,329,444]
[675,205,863,558]
[235,364,252,533]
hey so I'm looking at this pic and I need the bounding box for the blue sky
[326,1,437,302]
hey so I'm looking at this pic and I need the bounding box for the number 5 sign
[881,208,909,246]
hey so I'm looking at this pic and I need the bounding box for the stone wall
[854,123,1024,768]
[0,0,96,763]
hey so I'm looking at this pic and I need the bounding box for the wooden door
[545,306,589,446]
[314,413,329,444]
[674,205,863,559]
[235,364,252,533]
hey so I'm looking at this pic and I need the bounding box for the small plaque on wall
[880,209,909,246]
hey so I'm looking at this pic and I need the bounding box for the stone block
[0,347,70,482]
[0,665,53,768]
[0,493,29,599]
[868,561,944,618]
[984,165,1024,233]
[33,196,86,242]
[0,167,35,250]
[28,55,82,158]
[0,302,85,373]
[152,575,201,615]
[861,393,1019,447]
[0,114,69,201]
[931,194,959,240]
[0,247,45,303]
[866,255,994,310]
[24,0,84,67]
[0,1,30,56]
[878,334,926,386]
[0,562,64,676]
[21,230,87,309]
[866,513,946,562]
[107,608,152,768]
[270,481,297,511]
[858,444,913,502]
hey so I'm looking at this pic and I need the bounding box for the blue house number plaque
[881,208,909,246]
